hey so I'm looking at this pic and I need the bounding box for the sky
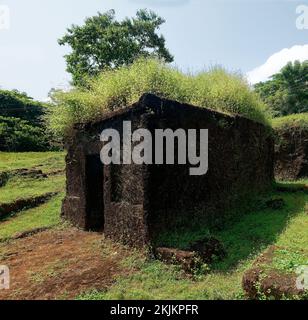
[0,0,308,101]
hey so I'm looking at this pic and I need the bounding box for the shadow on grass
[275,181,308,193]
[155,182,308,272]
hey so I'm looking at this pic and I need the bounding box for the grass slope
[0,152,65,173]
[0,175,65,204]
[0,193,64,241]
[0,152,65,240]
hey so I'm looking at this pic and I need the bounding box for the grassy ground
[0,175,65,204]
[0,152,65,240]
[0,194,64,241]
[79,183,308,300]
[0,152,65,173]
[0,152,307,300]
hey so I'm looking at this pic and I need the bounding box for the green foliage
[48,58,270,137]
[272,114,308,157]
[271,113,308,131]
[0,89,60,151]
[0,89,45,126]
[58,9,174,86]
[255,60,308,117]
[0,116,49,152]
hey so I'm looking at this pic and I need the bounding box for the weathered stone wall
[62,94,274,247]
[274,127,308,180]
[140,95,274,238]
[62,105,151,246]
[62,142,87,229]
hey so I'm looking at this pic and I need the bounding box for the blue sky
[0,0,308,100]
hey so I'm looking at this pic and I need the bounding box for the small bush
[47,58,271,137]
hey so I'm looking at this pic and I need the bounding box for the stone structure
[62,94,274,247]
[274,126,308,180]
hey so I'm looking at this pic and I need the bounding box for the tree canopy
[255,60,308,117]
[0,89,45,126]
[0,116,49,152]
[0,89,59,151]
[58,9,174,86]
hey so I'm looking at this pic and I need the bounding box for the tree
[0,116,49,152]
[58,9,174,86]
[0,89,45,126]
[0,89,60,151]
[255,60,308,117]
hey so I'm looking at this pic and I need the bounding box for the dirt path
[0,227,133,300]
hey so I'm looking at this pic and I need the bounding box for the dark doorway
[85,154,104,231]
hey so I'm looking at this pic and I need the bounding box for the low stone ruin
[62,93,274,247]
[274,126,308,180]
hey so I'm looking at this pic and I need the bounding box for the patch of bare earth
[0,227,134,300]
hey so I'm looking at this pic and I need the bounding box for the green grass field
[0,175,65,204]
[0,152,308,300]
[0,152,65,173]
[0,194,64,240]
[0,152,65,240]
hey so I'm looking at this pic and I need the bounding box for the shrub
[47,58,271,137]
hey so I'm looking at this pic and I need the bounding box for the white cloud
[247,44,308,84]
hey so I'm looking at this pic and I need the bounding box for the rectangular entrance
[85,154,104,231]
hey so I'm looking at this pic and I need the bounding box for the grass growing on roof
[272,113,308,130]
[47,59,271,137]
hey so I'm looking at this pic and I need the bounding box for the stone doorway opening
[85,154,104,231]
